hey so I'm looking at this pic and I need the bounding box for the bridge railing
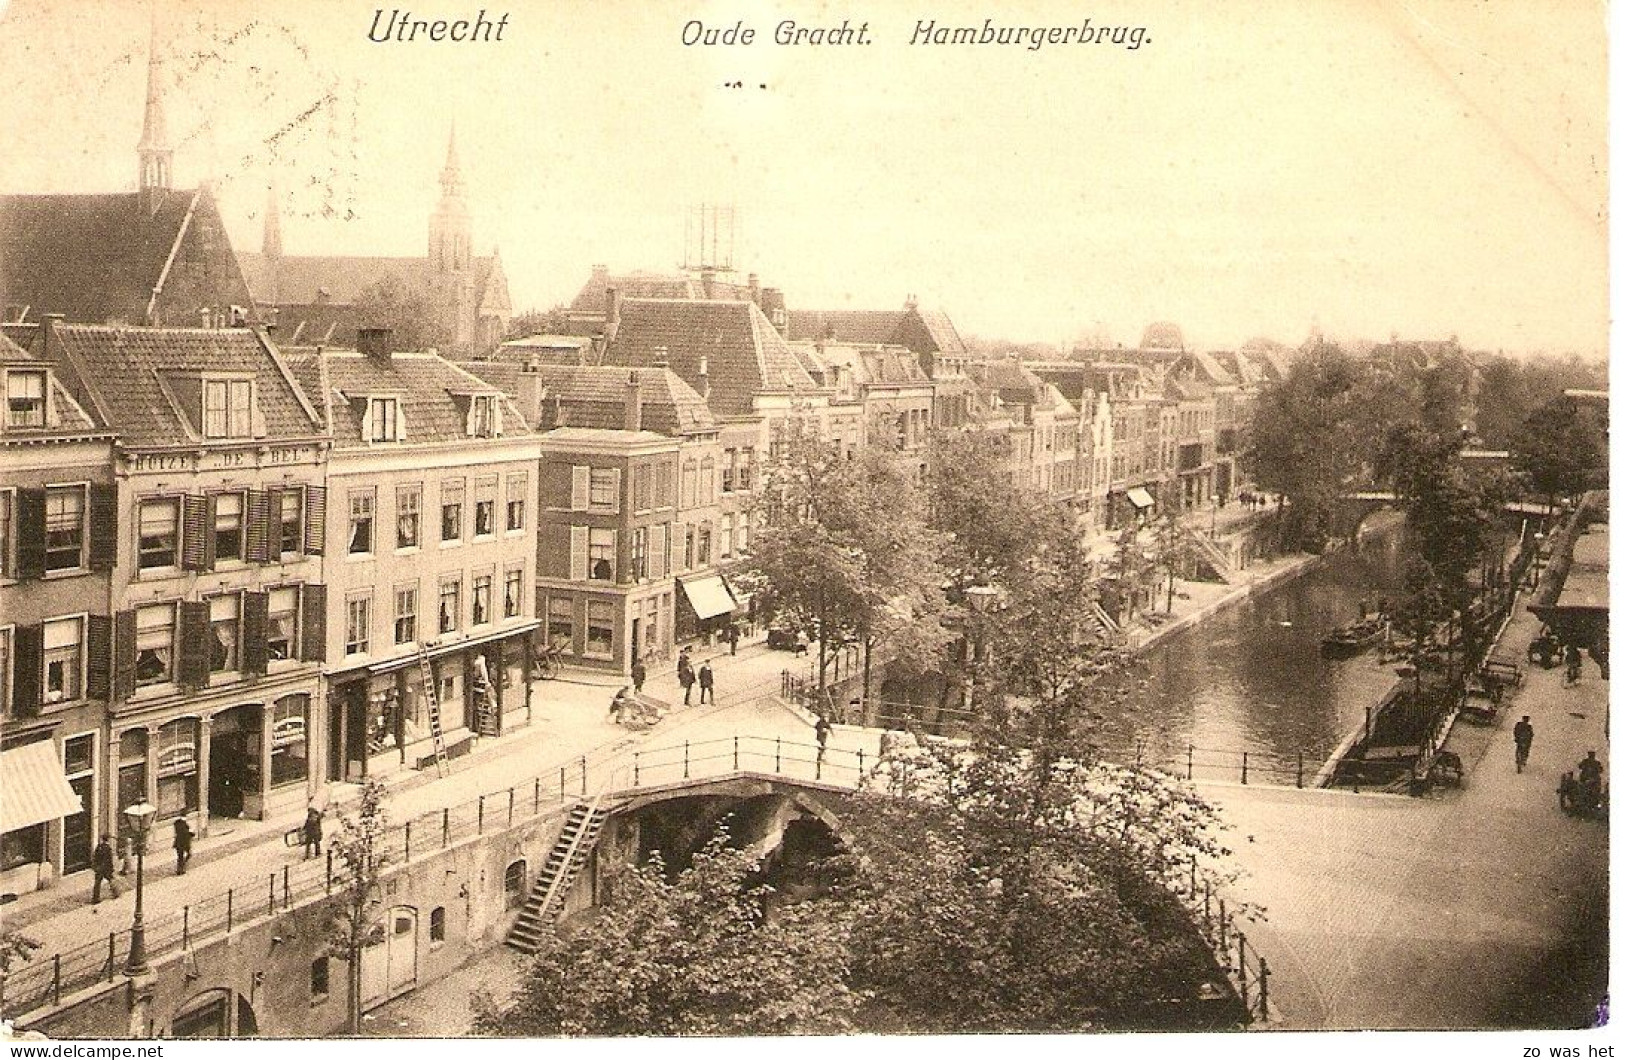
[1134,744,1331,788]
[624,733,871,793]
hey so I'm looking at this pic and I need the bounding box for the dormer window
[468,394,500,438]
[6,368,46,428]
[202,379,254,439]
[368,397,402,442]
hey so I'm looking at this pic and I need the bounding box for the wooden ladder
[505,797,610,953]
[417,648,450,777]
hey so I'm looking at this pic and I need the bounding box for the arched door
[360,905,419,1010]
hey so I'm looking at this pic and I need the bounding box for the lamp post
[964,585,1001,714]
[123,801,158,977]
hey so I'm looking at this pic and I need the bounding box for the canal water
[1094,521,1409,778]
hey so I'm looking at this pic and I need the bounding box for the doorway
[207,705,262,820]
[361,906,419,1010]
[630,617,641,662]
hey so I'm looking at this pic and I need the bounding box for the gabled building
[29,321,331,845]
[0,329,118,894]
[0,40,252,328]
[283,330,537,782]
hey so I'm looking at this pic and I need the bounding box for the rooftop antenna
[683,203,736,273]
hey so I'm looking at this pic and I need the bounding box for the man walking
[302,806,324,860]
[1513,715,1534,773]
[727,624,740,656]
[173,817,193,875]
[91,836,119,904]
[698,661,715,705]
[815,713,832,765]
[631,657,647,694]
[678,656,696,705]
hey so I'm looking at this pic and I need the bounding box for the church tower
[428,124,471,274]
[136,11,173,211]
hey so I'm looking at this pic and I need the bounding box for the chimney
[698,355,710,400]
[624,370,643,432]
[516,373,544,427]
[591,264,609,282]
[748,272,760,305]
[357,326,393,363]
[604,287,622,345]
[41,313,62,359]
[653,345,669,370]
[904,293,918,311]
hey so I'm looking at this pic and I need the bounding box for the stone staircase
[505,798,609,953]
[1189,531,1240,584]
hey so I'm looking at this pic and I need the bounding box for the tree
[0,928,40,1011]
[352,275,450,352]
[326,780,389,1035]
[505,306,572,341]
[746,419,948,702]
[1245,345,1366,550]
[472,832,857,1036]
[1149,491,1195,614]
[1514,396,1606,512]
[1101,524,1151,625]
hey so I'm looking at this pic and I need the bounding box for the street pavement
[3,633,841,967]
[1205,589,1609,1030]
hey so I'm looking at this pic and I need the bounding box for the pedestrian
[631,658,647,693]
[1565,644,1583,686]
[302,806,324,860]
[678,659,696,705]
[1577,751,1604,810]
[727,624,740,656]
[815,713,832,762]
[91,835,119,904]
[1513,715,1534,773]
[698,661,715,704]
[173,817,193,875]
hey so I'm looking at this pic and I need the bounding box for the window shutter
[609,469,623,512]
[570,526,588,581]
[299,583,328,663]
[88,484,119,572]
[303,485,327,555]
[86,614,112,701]
[177,601,211,689]
[11,623,43,716]
[15,488,46,580]
[245,490,272,564]
[181,494,210,571]
[113,610,137,701]
[242,590,269,675]
[651,525,667,579]
[570,466,590,511]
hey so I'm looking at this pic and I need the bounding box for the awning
[1,740,84,834]
[1127,487,1157,510]
[680,575,737,621]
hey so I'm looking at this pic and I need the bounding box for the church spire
[429,122,471,273]
[263,182,283,259]
[137,6,173,206]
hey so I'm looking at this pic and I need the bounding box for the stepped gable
[40,324,322,446]
[604,298,817,417]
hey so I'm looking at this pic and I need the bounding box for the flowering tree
[326,780,389,1035]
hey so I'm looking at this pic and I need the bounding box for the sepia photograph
[0,0,1611,1051]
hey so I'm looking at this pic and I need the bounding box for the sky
[0,0,1608,354]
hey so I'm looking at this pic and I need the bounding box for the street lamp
[964,586,1001,714]
[123,801,158,977]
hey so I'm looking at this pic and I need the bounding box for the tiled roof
[0,332,98,434]
[540,426,676,448]
[969,359,1052,407]
[568,268,760,314]
[524,364,715,437]
[1189,352,1236,387]
[285,349,531,450]
[603,299,819,417]
[786,310,905,347]
[1,190,252,325]
[39,325,323,447]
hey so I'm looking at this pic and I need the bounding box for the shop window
[209,594,240,673]
[156,718,200,818]
[116,729,148,844]
[44,486,85,572]
[585,601,613,659]
[43,616,83,703]
[1,823,45,871]
[135,603,176,686]
[270,695,308,787]
[430,906,446,943]
[547,598,573,651]
[138,498,180,570]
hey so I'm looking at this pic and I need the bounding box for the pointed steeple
[429,122,471,274]
[137,7,173,204]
